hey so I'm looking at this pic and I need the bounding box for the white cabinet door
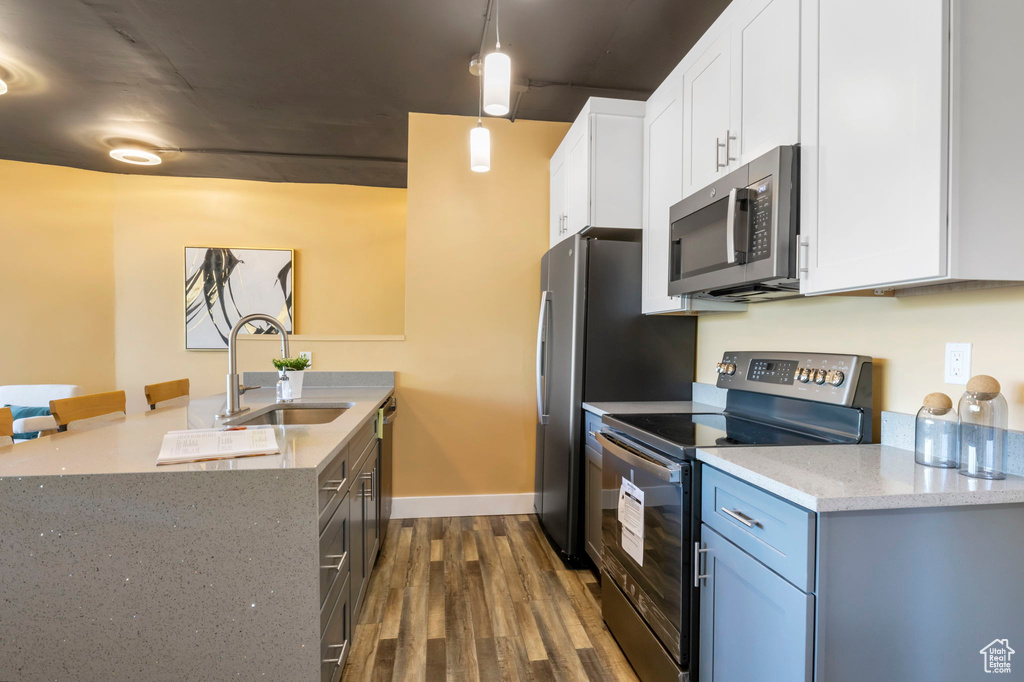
[566,123,591,236]
[731,0,800,165]
[550,149,568,247]
[683,31,733,198]
[800,0,947,294]
[643,77,685,313]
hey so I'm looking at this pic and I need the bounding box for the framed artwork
[184,246,294,350]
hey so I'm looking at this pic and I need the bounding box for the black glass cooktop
[606,412,842,457]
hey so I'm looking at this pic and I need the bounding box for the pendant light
[470,41,491,173]
[482,0,511,116]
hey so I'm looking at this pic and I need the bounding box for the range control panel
[715,351,872,407]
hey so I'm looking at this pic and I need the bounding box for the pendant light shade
[470,123,490,172]
[482,50,511,116]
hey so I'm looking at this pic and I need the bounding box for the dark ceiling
[0,0,729,187]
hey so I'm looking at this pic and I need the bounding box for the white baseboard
[391,493,536,519]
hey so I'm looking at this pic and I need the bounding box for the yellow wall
[240,113,570,497]
[697,285,1024,431]
[111,175,406,412]
[0,162,117,392]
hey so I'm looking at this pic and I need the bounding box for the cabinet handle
[715,137,727,170]
[321,552,349,571]
[321,477,347,493]
[323,641,349,666]
[694,542,709,587]
[725,129,737,164]
[799,239,810,274]
[721,507,758,528]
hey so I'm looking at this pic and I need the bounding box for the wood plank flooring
[342,515,639,682]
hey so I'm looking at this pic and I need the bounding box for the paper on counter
[157,425,280,465]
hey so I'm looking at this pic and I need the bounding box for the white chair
[0,384,82,441]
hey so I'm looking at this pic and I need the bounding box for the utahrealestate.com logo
[980,639,1015,674]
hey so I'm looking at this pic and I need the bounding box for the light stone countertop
[0,385,393,478]
[583,401,725,416]
[697,444,1024,512]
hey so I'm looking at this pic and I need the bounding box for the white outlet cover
[944,342,971,385]
[299,351,312,368]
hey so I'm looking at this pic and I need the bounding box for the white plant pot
[288,370,305,399]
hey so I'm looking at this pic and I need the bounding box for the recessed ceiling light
[109,148,162,165]
[0,78,8,95]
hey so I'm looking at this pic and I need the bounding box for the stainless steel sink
[227,404,352,426]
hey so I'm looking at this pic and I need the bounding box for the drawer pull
[694,542,709,587]
[321,552,348,571]
[321,477,347,493]
[588,431,597,439]
[721,507,758,528]
[323,640,349,666]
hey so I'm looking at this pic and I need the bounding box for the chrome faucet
[218,313,290,418]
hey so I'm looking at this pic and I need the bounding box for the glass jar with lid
[915,392,958,468]
[958,375,1008,480]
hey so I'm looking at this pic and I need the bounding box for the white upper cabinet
[682,0,800,199]
[731,0,800,165]
[800,0,1024,294]
[549,98,645,247]
[683,31,734,198]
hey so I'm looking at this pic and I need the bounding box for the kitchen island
[0,377,394,682]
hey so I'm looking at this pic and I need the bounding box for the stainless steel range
[599,351,873,682]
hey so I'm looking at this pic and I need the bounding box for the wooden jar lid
[966,375,1000,394]
[923,392,953,410]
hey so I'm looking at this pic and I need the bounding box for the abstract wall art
[184,247,294,350]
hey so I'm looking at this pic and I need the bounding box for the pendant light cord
[495,0,501,49]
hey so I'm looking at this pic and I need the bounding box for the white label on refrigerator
[619,477,645,566]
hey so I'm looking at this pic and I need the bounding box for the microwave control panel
[747,177,773,262]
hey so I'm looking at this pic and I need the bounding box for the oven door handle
[597,431,681,483]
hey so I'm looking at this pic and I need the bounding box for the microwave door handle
[725,187,740,264]
[535,290,551,424]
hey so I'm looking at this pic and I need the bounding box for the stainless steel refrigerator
[534,230,697,562]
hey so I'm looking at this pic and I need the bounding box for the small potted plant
[272,356,311,400]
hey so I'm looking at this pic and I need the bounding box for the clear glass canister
[958,375,1008,480]
[915,393,958,468]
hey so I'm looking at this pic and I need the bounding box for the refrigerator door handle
[536,290,551,424]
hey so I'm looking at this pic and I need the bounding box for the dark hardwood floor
[342,514,639,682]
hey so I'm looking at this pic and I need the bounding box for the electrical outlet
[944,342,971,384]
[299,351,312,368]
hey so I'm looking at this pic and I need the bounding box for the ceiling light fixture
[0,78,8,95]
[482,0,511,116]
[109,148,162,165]
[470,46,491,173]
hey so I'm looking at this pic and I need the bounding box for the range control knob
[828,370,845,387]
[798,368,811,383]
[715,362,724,374]
[814,369,827,385]
[724,363,737,376]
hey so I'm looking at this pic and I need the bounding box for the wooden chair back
[49,391,127,432]
[144,378,190,410]
[0,406,13,444]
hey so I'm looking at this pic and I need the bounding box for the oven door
[599,429,691,664]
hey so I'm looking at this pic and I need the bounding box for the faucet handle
[239,384,262,394]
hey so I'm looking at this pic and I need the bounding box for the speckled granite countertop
[583,401,725,416]
[0,386,393,477]
[697,444,1024,512]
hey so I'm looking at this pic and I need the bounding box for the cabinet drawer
[701,466,815,592]
[318,452,348,532]
[351,419,376,465]
[319,489,350,609]
[320,572,351,682]
[584,410,602,451]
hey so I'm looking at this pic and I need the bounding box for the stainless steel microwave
[668,145,799,302]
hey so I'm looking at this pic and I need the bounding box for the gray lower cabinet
[583,444,603,567]
[698,524,813,682]
[318,407,389,682]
